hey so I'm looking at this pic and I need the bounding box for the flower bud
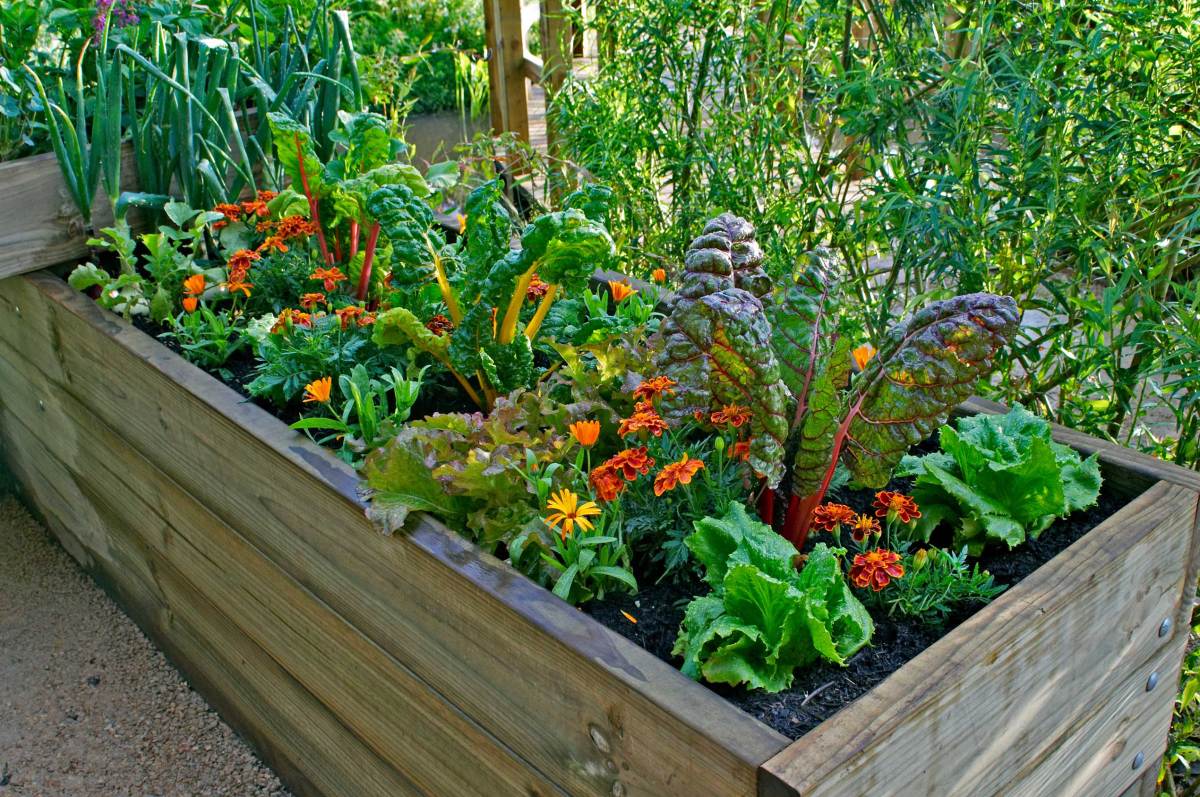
[912,548,929,571]
[714,436,726,454]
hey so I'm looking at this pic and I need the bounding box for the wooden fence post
[539,0,571,196]
[484,0,531,145]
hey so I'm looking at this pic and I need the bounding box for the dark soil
[586,484,1132,739]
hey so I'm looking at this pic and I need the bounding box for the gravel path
[0,493,290,797]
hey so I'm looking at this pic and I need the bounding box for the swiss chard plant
[652,213,1020,545]
[673,502,873,692]
[371,180,617,410]
[897,405,1102,553]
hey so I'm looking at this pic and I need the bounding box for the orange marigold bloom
[303,377,333,404]
[222,279,253,298]
[569,420,601,447]
[426,314,454,336]
[711,403,752,428]
[603,447,655,480]
[256,190,277,203]
[256,219,276,234]
[212,203,242,229]
[589,465,626,502]
[357,312,376,327]
[271,308,312,333]
[654,453,705,496]
[608,279,637,303]
[632,376,677,403]
[257,235,288,254]
[651,268,667,283]
[228,249,261,275]
[873,491,922,523]
[240,196,271,217]
[182,296,198,313]
[277,215,319,239]
[850,513,882,542]
[618,405,669,438]
[852,343,877,371]
[526,273,550,301]
[849,549,905,591]
[299,292,326,310]
[335,305,365,329]
[731,440,751,462]
[811,503,857,533]
[311,267,348,292]
[182,274,206,296]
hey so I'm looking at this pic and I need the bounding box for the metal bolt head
[1147,672,1159,692]
[1160,618,1173,638]
[1133,752,1145,770]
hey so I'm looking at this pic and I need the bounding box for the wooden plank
[0,344,567,797]
[0,409,415,797]
[0,271,786,795]
[0,147,140,279]
[760,481,1197,797]
[484,0,531,144]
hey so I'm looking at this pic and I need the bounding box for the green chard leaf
[367,184,435,267]
[267,112,324,197]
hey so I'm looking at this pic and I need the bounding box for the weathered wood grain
[0,270,787,796]
[759,481,1197,797]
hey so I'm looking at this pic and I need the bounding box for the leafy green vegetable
[672,502,873,692]
[897,405,1103,552]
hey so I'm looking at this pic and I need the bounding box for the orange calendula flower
[426,314,454,336]
[182,274,206,296]
[811,503,857,533]
[651,268,667,283]
[545,489,602,540]
[570,420,601,447]
[222,279,253,298]
[299,292,326,310]
[873,491,922,523]
[710,403,752,428]
[632,376,677,403]
[849,549,905,591]
[852,343,877,371]
[526,273,550,301]
[653,453,705,496]
[335,305,365,329]
[257,235,288,254]
[608,279,637,303]
[182,296,198,313]
[620,610,638,624]
[589,464,626,502]
[303,377,333,404]
[850,513,882,542]
[311,267,348,292]
[618,405,669,438]
[603,447,655,480]
[731,439,751,462]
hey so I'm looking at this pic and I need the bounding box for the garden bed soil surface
[586,485,1131,739]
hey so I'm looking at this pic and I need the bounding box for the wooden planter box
[1,268,1199,797]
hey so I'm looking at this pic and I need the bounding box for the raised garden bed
[2,260,1199,797]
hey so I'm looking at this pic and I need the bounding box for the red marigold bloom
[256,190,277,203]
[335,305,365,329]
[618,405,669,438]
[526,273,550,301]
[256,219,276,233]
[212,203,242,230]
[311,267,348,292]
[271,308,312,334]
[850,513,882,542]
[257,235,288,254]
[357,312,376,327]
[240,196,271,218]
[710,403,752,428]
[589,464,626,502]
[731,439,751,462]
[228,248,261,276]
[276,215,319,239]
[632,376,677,404]
[811,503,857,533]
[603,447,655,480]
[299,293,326,310]
[653,453,705,496]
[873,491,922,523]
[849,549,905,591]
[426,314,454,336]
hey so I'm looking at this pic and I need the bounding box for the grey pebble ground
[0,493,290,797]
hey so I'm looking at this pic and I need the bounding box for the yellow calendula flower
[545,489,601,540]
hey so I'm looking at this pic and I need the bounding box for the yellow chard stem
[427,236,462,325]
[524,284,559,341]
[498,266,537,344]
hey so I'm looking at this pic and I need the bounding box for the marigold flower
[545,489,602,540]
[277,215,320,239]
[240,196,271,218]
[256,219,276,233]
[182,274,206,296]
[303,377,333,404]
[212,203,242,230]
[873,491,922,523]
[311,267,348,292]
[851,343,877,371]
[603,447,655,480]
[653,453,705,496]
[731,440,751,462]
[299,293,326,310]
[618,405,669,438]
[711,403,752,428]
[357,312,377,327]
[222,279,253,298]
[589,464,626,502]
[271,308,312,333]
[256,190,277,203]
[257,235,288,254]
[850,513,882,542]
[335,305,365,329]
[608,279,637,303]
[811,503,857,533]
[426,314,454,336]
[632,376,677,403]
[570,420,601,447]
[849,549,905,591]
[228,249,261,276]
[182,296,198,313]
[651,268,667,283]
[526,273,550,301]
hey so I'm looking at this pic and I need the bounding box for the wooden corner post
[484,0,531,144]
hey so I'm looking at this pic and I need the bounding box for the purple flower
[92,0,140,43]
